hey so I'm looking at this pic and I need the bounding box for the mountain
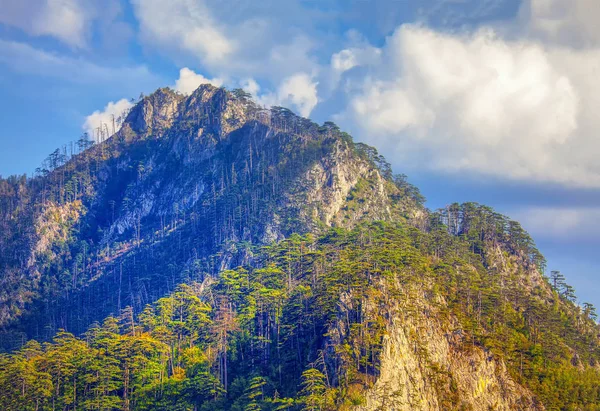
[0,85,598,410]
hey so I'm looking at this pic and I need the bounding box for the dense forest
[1,219,599,410]
[1,85,599,410]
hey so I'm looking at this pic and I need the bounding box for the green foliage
[1,87,599,411]
[1,221,597,410]
[298,368,327,411]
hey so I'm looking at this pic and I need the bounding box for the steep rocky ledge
[360,300,542,410]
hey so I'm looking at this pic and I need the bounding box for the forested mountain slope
[0,85,422,345]
[0,85,599,410]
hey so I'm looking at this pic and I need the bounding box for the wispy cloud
[131,0,234,65]
[0,39,160,91]
[0,0,89,48]
[0,0,129,49]
[130,0,320,83]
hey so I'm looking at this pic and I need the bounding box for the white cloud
[173,67,223,95]
[131,0,234,65]
[331,49,359,73]
[257,73,319,117]
[277,74,319,117]
[336,22,600,187]
[83,99,134,142]
[240,78,261,97]
[331,46,381,74]
[131,0,320,85]
[0,0,102,48]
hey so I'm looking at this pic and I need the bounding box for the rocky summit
[0,85,598,410]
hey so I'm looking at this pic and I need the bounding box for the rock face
[124,88,184,136]
[294,142,391,229]
[323,270,545,411]
[360,301,542,411]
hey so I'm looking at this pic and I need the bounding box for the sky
[0,0,598,308]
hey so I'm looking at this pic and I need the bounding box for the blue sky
[0,0,599,308]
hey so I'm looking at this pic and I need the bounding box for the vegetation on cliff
[1,217,599,410]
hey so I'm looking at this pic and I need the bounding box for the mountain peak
[121,86,184,138]
[0,85,422,338]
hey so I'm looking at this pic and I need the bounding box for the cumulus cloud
[131,0,234,65]
[336,20,600,187]
[130,0,320,85]
[331,49,359,73]
[276,74,319,117]
[258,73,319,117]
[240,78,261,97]
[173,68,223,95]
[129,0,324,119]
[83,99,134,142]
[328,45,382,93]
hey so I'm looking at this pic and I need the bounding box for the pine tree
[298,368,327,411]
